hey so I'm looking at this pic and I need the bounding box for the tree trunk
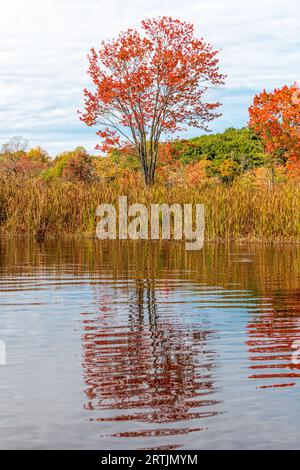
[139,149,156,185]
[144,168,154,185]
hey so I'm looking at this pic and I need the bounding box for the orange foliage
[80,16,224,183]
[0,144,50,181]
[184,160,210,185]
[249,83,300,170]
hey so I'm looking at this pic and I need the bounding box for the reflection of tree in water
[82,279,221,440]
[247,290,300,389]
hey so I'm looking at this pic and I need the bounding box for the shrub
[62,150,96,182]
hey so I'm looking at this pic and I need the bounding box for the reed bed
[0,178,300,241]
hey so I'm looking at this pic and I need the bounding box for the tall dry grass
[0,177,300,241]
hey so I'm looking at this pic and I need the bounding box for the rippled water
[0,239,300,449]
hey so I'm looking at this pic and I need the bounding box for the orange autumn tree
[80,16,225,185]
[249,84,300,175]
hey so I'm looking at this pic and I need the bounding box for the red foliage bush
[62,149,96,182]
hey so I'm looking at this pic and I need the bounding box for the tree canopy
[80,16,225,184]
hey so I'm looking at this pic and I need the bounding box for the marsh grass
[0,178,300,241]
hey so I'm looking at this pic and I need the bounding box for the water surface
[0,240,300,449]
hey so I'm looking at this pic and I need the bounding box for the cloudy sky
[0,0,299,155]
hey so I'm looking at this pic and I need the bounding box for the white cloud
[0,0,299,155]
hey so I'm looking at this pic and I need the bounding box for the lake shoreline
[1,233,300,244]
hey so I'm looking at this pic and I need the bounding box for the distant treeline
[0,128,296,187]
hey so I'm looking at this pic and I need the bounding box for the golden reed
[0,178,299,241]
